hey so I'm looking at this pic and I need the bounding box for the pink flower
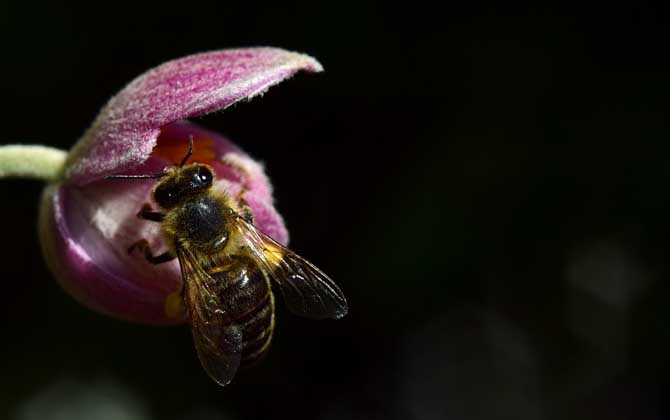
[37,48,323,325]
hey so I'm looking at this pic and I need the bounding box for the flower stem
[0,145,67,182]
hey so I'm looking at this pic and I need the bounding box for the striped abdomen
[206,257,275,366]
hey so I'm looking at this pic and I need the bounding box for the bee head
[106,136,217,210]
[152,164,215,209]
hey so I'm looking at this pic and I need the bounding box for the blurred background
[2,1,670,419]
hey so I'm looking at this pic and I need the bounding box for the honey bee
[107,138,348,386]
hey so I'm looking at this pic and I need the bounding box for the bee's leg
[221,155,255,224]
[235,194,254,225]
[220,153,256,223]
[128,239,176,265]
[137,204,164,222]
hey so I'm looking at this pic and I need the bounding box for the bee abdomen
[239,291,275,366]
[208,259,275,366]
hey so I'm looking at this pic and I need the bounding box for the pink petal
[64,48,322,185]
[40,122,288,325]
[39,184,182,324]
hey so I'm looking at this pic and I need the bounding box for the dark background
[2,1,670,419]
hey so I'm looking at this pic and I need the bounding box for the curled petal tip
[279,50,324,73]
[65,47,323,184]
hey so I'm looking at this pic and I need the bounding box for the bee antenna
[105,173,167,180]
[179,135,194,168]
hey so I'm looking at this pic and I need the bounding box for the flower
[30,48,323,325]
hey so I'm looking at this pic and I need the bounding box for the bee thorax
[171,195,230,250]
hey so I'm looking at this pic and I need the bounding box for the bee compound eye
[154,186,175,207]
[196,167,213,186]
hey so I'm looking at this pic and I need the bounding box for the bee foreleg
[137,204,164,222]
[128,239,176,265]
[236,195,254,225]
[222,155,257,224]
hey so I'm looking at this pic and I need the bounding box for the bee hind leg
[128,239,176,265]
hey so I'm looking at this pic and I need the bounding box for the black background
[2,1,670,419]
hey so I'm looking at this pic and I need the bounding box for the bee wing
[177,246,242,386]
[230,217,348,320]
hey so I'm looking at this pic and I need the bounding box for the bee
[107,137,348,386]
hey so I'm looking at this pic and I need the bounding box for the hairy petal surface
[65,48,322,185]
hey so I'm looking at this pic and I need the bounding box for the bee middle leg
[128,239,176,265]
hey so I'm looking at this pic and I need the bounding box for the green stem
[0,145,67,182]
